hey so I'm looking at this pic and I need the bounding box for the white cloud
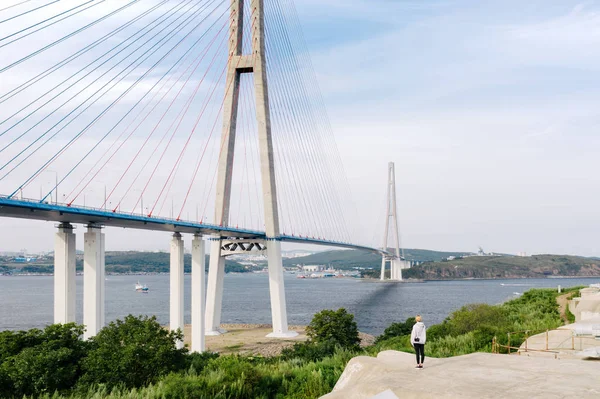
[1,0,600,256]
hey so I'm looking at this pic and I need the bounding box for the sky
[0,0,599,256]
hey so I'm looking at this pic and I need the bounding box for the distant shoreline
[3,273,600,281]
[361,275,600,282]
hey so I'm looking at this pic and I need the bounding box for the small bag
[414,324,424,343]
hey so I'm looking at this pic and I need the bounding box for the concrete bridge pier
[392,259,402,281]
[191,234,206,352]
[265,239,297,338]
[205,237,226,336]
[54,223,76,324]
[170,232,184,349]
[83,225,105,339]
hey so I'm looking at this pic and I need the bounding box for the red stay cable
[178,8,257,221]
[147,42,232,217]
[66,41,201,205]
[103,18,230,211]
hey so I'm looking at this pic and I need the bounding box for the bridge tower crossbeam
[205,0,297,338]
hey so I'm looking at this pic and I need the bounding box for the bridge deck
[0,196,386,255]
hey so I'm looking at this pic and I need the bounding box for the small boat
[135,281,149,292]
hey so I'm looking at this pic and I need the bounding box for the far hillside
[402,254,600,280]
[283,248,470,269]
[0,252,246,275]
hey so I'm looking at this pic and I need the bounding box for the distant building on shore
[302,265,324,272]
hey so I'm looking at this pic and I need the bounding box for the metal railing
[492,329,598,358]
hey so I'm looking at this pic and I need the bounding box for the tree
[375,317,416,343]
[81,315,187,389]
[306,308,360,350]
[0,323,87,397]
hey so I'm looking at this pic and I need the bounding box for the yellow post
[545,330,549,351]
[524,331,528,352]
[507,333,511,354]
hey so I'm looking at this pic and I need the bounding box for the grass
[31,350,355,399]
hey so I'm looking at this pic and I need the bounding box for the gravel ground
[181,324,375,357]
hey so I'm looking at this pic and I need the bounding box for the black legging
[414,343,425,364]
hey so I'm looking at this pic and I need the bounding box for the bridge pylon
[205,0,297,338]
[380,162,409,281]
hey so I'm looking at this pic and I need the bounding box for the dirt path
[556,292,574,324]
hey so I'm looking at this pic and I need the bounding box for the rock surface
[321,350,600,399]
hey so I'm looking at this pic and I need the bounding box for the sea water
[0,274,597,335]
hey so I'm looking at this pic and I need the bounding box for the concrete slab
[321,350,600,399]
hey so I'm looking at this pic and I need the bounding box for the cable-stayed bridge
[0,0,407,351]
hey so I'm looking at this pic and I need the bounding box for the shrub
[0,329,44,362]
[281,340,337,362]
[426,332,478,357]
[368,334,413,355]
[424,322,451,341]
[375,317,415,343]
[186,351,220,374]
[80,315,187,390]
[306,308,360,351]
[0,323,87,397]
[446,304,508,336]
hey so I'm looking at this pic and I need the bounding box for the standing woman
[410,315,426,369]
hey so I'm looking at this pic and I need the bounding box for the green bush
[185,351,220,374]
[445,304,508,336]
[368,335,413,355]
[281,340,337,362]
[0,329,44,362]
[375,317,415,343]
[306,308,360,351]
[424,322,451,341]
[80,315,187,390]
[426,332,478,357]
[0,323,87,397]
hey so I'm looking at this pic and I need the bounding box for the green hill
[402,254,600,280]
[0,252,246,274]
[283,248,471,269]
[103,251,246,274]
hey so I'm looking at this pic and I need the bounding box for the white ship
[135,281,149,292]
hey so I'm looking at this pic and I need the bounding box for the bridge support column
[265,240,296,338]
[392,259,402,281]
[54,223,76,324]
[380,257,386,280]
[170,233,184,349]
[191,234,205,352]
[83,225,105,339]
[205,238,226,335]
